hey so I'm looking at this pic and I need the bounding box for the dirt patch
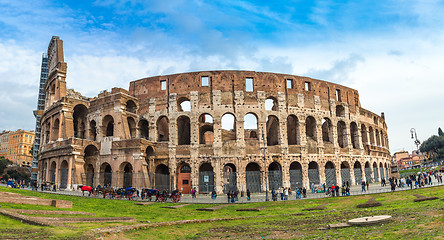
[302,203,328,211]
[7,209,95,216]
[236,206,267,211]
[196,204,231,211]
[357,198,382,208]
[413,194,439,202]
[0,191,72,208]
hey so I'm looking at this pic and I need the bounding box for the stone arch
[306,116,317,141]
[59,160,69,189]
[266,115,279,146]
[369,126,375,145]
[336,105,345,117]
[102,115,114,137]
[361,124,368,144]
[155,164,170,191]
[177,162,191,194]
[120,162,133,188]
[287,115,300,145]
[73,104,88,139]
[177,115,191,145]
[308,161,320,187]
[49,161,57,183]
[199,162,214,193]
[244,113,258,139]
[265,96,278,111]
[100,162,112,187]
[324,161,337,186]
[199,113,214,144]
[223,163,237,193]
[373,162,379,182]
[52,118,60,141]
[125,100,137,114]
[350,122,359,149]
[127,117,136,139]
[89,120,97,141]
[354,161,362,184]
[246,162,261,193]
[84,145,98,187]
[375,129,381,146]
[337,121,347,148]
[221,113,236,141]
[177,97,191,112]
[157,116,169,142]
[384,162,389,179]
[84,163,94,187]
[340,161,351,186]
[289,161,303,189]
[268,161,282,191]
[364,161,372,183]
[322,118,333,143]
[138,119,149,139]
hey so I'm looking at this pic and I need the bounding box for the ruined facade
[38,37,391,193]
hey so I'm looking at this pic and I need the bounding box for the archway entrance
[324,161,336,186]
[155,164,170,192]
[246,162,261,193]
[268,162,282,191]
[49,161,56,183]
[379,163,384,180]
[289,162,302,189]
[85,164,94,187]
[354,161,362,184]
[365,162,372,183]
[177,163,191,194]
[84,145,98,187]
[122,163,133,188]
[340,162,351,186]
[199,163,214,193]
[373,162,379,182]
[59,160,68,189]
[308,161,320,187]
[223,163,237,193]
[100,163,112,187]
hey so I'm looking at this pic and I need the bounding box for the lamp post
[262,132,269,201]
[410,128,422,170]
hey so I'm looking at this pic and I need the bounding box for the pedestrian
[302,187,307,198]
[361,181,366,192]
[335,184,339,197]
[246,189,251,201]
[284,187,289,200]
[211,190,217,199]
[311,183,315,193]
[366,181,369,191]
[272,188,277,201]
[227,191,231,203]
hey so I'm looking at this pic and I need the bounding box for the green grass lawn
[0,186,443,239]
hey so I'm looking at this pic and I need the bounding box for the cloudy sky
[1,0,443,153]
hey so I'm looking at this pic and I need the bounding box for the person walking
[246,189,251,201]
[284,188,289,200]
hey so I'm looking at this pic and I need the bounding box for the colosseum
[37,36,391,194]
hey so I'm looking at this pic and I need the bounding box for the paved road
[5,175,443,204]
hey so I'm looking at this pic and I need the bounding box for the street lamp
[262,132,269,201]
[410,128,422,170]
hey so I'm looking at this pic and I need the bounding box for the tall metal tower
[31,53,48,181]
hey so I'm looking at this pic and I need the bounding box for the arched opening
[100,163,112,187]
[103,115,114,137]
[127,117,136,139]
[322,118,333,143]
[369,126,375,145]
[289,162,303,189]
[138,119,149,139]
[364,161,372,183]
[177,163,191,194]
[199,163,214,193]
[337,121,347,148]
[373,162,379,182]
[265,96,278,111]
[122,163,133,188]
[199,114,214,144]
[84,145,98,187]
[336,105,345,117]
[125,100,137,114]
[89,120,97,141]
[375,129,381,146]
[177,97,191,112]
[45,121,50,144]
[379,162,384,180]
[384,163,389,179]
[223,163,237,193]
[306,116,317,141]
[155,164,170,192]
[354,161,362,184]
[52,118,60,141]
[268,162,282,191]
[59,160,68,189]
[246,162,261,193]
[308,161,320,187]
[157,116,169,142]
[266,115,279,146]
[350,122,359,149]
[244,113,258,139]
[49,161,56,183]
[361,124,368,144]
[324,161,336,186]
[221,113,236,141]
[287,115,300,145]
[177,116,191,145]
[340,161,351,186]
[73,104,88,139]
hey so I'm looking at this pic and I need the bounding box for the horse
[77,185,94,196]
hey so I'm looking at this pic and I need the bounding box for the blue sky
[1,0,444,153]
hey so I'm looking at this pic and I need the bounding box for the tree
[420,135,444,161]
[439,127,444,137]
[0,156,12,175]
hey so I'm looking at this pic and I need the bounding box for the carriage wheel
[158,195,165,202]
[172,195,180,203]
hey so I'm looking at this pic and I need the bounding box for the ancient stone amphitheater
[38,37,391,194]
